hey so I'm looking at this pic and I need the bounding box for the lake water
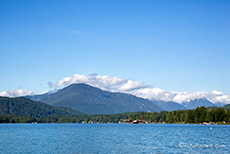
[0,123,229,154]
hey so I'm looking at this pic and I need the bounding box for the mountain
[183,98,215,109]
[223,104,230,110]
[215,102,228,107]
[0,96,85,117]
[27,83,163,115]
[207,106,219,110]
[152,100,187,111]
[151,98,222,111]
[207,103,230,110]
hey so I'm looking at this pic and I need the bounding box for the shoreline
[1,122,230,125]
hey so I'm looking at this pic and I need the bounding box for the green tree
[186,110,195,123]
[214,108,226,122]
[194,106,207,123]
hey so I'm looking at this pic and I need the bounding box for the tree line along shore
[0,106,229,124]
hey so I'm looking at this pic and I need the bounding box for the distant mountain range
[0,96,85,117]
[223,104,230,110]
[207,104,230,110]
[152,100,187,111]
[182,98,215,109]
[27,83,163,115]
[1,83,229,117]
[151,98,218,111]
[26,83,229,114]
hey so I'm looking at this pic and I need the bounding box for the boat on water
[132,117,142,124]
[203,122,217,125]
[132,120,139,124]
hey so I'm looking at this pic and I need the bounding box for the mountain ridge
[151,100,187,111]
[27,83,163,115]
[182,98,215,109]
[150,97,227,111]
[26,83,229,113]
[0,96,85,117]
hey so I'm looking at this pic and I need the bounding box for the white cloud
[118,80,148,91]
[0,89,34,98]
[55,73,147,92]
[212,90,224,95]
[131,88,171,101]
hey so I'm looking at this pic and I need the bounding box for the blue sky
[0,0,230,94]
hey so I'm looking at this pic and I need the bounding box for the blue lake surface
[0,123,229,154]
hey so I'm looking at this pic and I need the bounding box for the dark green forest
[0,96,85,117]
[0,106,229,124]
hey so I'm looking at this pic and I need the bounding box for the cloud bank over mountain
[55,73,148,92]
[0,89,34,97]
[131,88,230,104]
[1,73,230,105]
[54,74,230,104]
